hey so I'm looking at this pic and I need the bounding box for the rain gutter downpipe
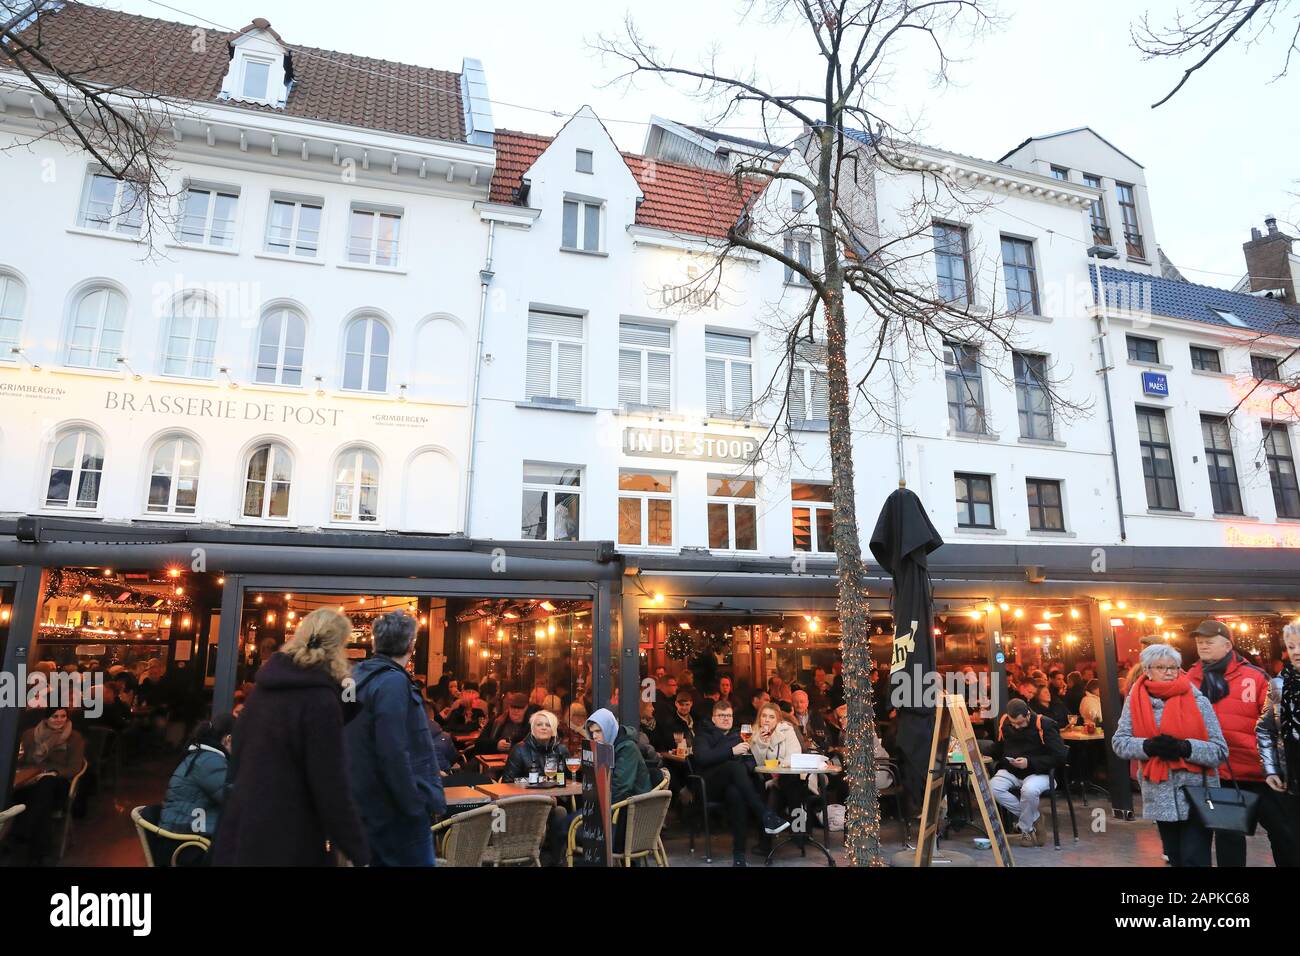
[462,218,496,537]
[1090,256,1128,542]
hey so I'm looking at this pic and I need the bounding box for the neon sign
[1224,525,1300,548]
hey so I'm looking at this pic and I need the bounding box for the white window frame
[239,55,274,102]
[342,315,390,393]
[331,446,381,524]
[255,307,307,386]
[66,285,127,370]
[618,320,673,410]
[707,474,760,552]
[265,196,324,258]
[561,196,603,252]
[784,232,813,285]
[791,481,833,553]
[146,435,201,516]
[347,204,403,267]
[161,292,219,379]
[242,442,293,521]
[576,149,594,174]
[78,169,143,236]
[526,309,585,403]
[0,270,26,357]
[705,331,754,420]
[521,463,583,541]
[617,470,675,549]
[45,428,104,512]
[789,361,829,425]
[178,184,239,247]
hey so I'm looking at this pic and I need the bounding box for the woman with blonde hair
[212,609,370,866]
[503,708,570,783]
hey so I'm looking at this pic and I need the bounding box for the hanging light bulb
[255,595,263,604]
[984,603,996,613]
[102,568,113,577]
[999,602,1010,612]
[809,619,820,632]
[1069,608,1080,619]
[167,568,180,579]
[1013,608,1024,619]
[1100,601,1112,612]
[467,638,475,647]
[1153,616,1163,626]
[287,610,296,621]
[1116,601,1127,610]
[1136,612,1147,622]
[653,593,665,604]
[534,627,545,639]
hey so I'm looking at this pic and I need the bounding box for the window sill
[953,526,1006,536]
[948,429,1000,443]
[337,261,406,276]
[49,365,128,380]
[230,518,296,528]
[1190,368,1234,380]
[1027,529,1076,538]
[559,247,609,258]
[255,251,325,266]
[1144,509,1195,518]
[515,400,598,415]
[66,226,143,244]
[136,514,202,524]
[1012,312,1053,324]
[166,241,240,257]
[616,544,679,554]
[1127,257,1150,266]
[156,372,219,386]
[1213,513,1256,522]
[1016,436,1065,448]
[1274,516,1300,523]
[702,415,764,429]
[330,521,386,531]
[42,508,103,519]
[614,406,684,422]
[1127,359,1172,371]
[789,419,830,432]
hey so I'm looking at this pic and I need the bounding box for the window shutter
[706,331,751,356]
[556,342,583,400]
[646,350,671,408]
[706,358,727,416]
[788,367,807,420]
[529,311,583,339]
[811,369,829,420]
[618,348,642,405]
[526,339,552,399]
[730,361,752,417]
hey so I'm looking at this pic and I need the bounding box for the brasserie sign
[104,389,345,426]
[623,426,757,464]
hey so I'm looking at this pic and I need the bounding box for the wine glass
[1067,714,1078,729]
[740,724,752,743]
[566,755,581,780]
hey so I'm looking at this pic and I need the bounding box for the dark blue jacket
[346,656,445,832]
[161,744,229,836]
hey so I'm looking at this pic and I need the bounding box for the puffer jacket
[749,719,802,766]
[1256,674,1295,792]
[1188,654,1269,782]
[161,744,229,836]
[503,734,570,782]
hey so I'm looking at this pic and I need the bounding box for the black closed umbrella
[869,485,943,813]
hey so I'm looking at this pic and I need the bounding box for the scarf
[1129,673,1207,783]
[31,717,72,764]
[1199,652,1235,705]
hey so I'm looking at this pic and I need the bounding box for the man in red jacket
[1188,620,1299,867]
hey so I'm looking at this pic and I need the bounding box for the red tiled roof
[490,129,768,240]
[6,2,466,142]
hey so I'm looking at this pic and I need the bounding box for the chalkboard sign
[914,693,1014,867]
[577,739,615,866]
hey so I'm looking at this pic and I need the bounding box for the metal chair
[53,760,88,860]
[613,789,673,866]
[480,794,554,866]
[1046,762,1079,849]
[130,804,211,867]
[0,804,26,846]
[683,756,729,864]
[430,803,496,867]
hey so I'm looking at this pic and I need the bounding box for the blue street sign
[1142,371,1169,397]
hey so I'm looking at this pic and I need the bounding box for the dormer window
[576,149,593,174]
[242,58,272,100]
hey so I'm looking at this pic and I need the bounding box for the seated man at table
[475,692,531,756]
[737,689,769,728]
[504,710,569,782]
[989,698,1068,848]
[656,688,698,752]
[790,690,829,752]
[691,700,790,866]
[441,681,488,735]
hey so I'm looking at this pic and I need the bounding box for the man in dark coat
[346,611,445,866]
[989,699,1067,848]
[790,689,830,751]
[212,645,370,866]
[474,692,530,755]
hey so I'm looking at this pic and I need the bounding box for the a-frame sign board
[913,693,1014,867]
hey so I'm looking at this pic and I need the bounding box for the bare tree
[1134,0,1300,107]
[598,0,1089,866]
[1,0,183,250]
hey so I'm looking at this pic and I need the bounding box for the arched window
[255,307,306,386]
[147,435,200,515]
[332,446,380,523]
[163,292,219,378]
[0,271,25,354]
[46,428,104,510]
[67,286,127,369]
[242,442,292,519]
[343,315,389,392]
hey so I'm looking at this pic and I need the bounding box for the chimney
[1242,217,1296,304]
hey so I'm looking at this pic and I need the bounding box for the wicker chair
[53,760,89,860]
[430,803,496,867]
[652,768,671,791]
[480,795,555,867]
[565,781,674,867]
[0,803,26,846]
[130,805,211,867]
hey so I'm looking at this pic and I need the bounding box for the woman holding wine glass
[748,702,808,815]
[502,710,569,784]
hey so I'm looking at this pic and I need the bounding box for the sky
[110,0,1299,285]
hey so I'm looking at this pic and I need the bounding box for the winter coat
[790,710,829,751]
[612,725,653,804]
[1189,654,1269,782]
[1111,685,1228,822]
[691,721,744,770]
[1256,674,1296,792]
[749,720,803,767]
[1079,693,1103,726]
[428,718,460,772]
[18,726,85,781]
[474,713,529,756]
[211,653,369,866]
[346,655,445,833]
[992,713,1067,779]
[503,734,570,782]
[161,744,228,836]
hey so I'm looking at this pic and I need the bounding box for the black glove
[1142,734,1182,760]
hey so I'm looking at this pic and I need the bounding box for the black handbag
[1180,765,1260,836]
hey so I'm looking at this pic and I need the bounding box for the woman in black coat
[212,609,370,866]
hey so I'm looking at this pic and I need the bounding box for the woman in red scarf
[1112,643,1227,867]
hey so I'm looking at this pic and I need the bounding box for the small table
[660,751,690,765]
[475,753,508,776]
[754,764,842,867]
[475,780,583,801]
[1060,728,1108,801]
[444,786,492,808]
